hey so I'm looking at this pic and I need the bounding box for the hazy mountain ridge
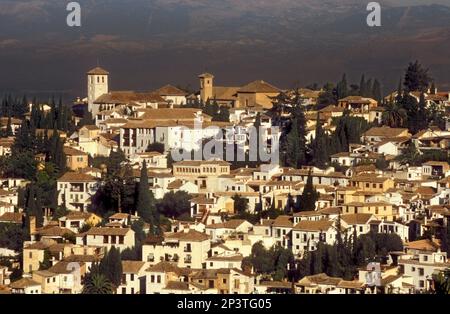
[0,0,449,96]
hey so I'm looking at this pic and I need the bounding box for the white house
[117,261,147,294]
[76,227,135,252]
[292,219,337,256]
[57,172,99,212]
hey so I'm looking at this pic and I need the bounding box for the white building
[57,172,99,212]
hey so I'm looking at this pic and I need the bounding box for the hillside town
[0,61,450,295]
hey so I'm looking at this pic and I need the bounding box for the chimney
[29,216,36,235]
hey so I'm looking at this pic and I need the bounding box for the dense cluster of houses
[0,67,449,294]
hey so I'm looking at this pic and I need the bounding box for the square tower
[198,72,214,104]
[87,67,109,116]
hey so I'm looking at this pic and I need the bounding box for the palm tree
[382,101,407,128]
[82,272,115,294]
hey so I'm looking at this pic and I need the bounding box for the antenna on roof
[96,57,100,67]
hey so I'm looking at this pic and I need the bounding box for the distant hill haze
[0,0,449,99]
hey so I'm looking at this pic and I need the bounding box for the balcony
[184,256,192,264]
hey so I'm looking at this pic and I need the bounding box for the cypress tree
[285,106,307,168]
[298,172,319,212]
[100,247,123,288]
[311,113,328,168]
[365,78,373,98]
[359,74,366,96]
[336,74,348,100]
[417,92,428,132]
[372,79,382,103]
[137,160,157,228]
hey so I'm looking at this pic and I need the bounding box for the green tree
[432,269,450,294]
[82,263,115,294]
[296,172,319,212]
[232,194,248,214]
[382,101,407,128]
[285,106,307,168]
[336,74,348,100]
[317,83,337,109]
[39,249,52,270]
[158,191,191,219]
[99,247,123,288]
[311,113,328,168]
[136,160,157,226]
[404,61,431,93]
[417,92,428,132]
[372,79,382,102]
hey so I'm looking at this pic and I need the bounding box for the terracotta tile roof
[122,260,146,273]
[337,280,365,289]
[293,219,333,231]
[25,241,50,250]
[62,211,95,220]
[405,238,442,252]
[63,146,88,156]
[58,172,97,182]
[9,278,40,289]
[206,219,249,230]
[339,96,376,104]
[167,179,185,190]
[190,195,215,205]
[82,227,131,236]
[48,261,85,274]
[164,281,189,290]
[212,86,240,100]
[341,213,374,225]
[64,254,101,263]
[258,280,292,288]
[318,207,342,215]
[0,285,11,294]
[153,84,188,96]
[319,105,345,113]
[164,230,210,242]
[350,175,391,183]
[146,262,192,277]
[190,269,218,280]
[238,80,280,93]
[80,125,100,131]
[363,126,409,138]
[139,108,201,120]
[109,213,132,220]
[272,215,294,228]
[87,67,109,75]
[198,73,214,78]
[0,212,23,223]
[297,273,342,287]
[36,226,74,237]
